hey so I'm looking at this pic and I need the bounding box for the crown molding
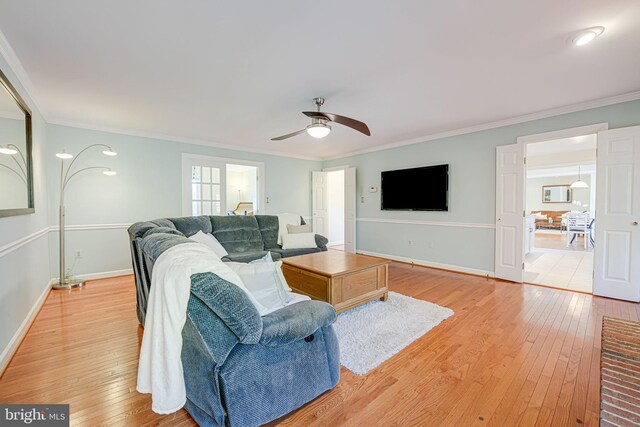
[47,118,323,162]
[0,28,48,121]
[323,90,640,161]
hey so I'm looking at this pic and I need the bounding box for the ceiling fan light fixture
[306,123,331,139]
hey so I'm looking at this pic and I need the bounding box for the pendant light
[570,166,589,189]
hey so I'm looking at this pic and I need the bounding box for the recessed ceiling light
[572,26,605,46]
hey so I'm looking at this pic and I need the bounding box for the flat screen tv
[381,164,449,211]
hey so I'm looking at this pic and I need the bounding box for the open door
[593,126,640,302]
[344,167,356,253]
[312,171,328,237]
[495,144,525,282]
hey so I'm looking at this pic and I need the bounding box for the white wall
[226,165,257,212]
[526,174,592,213]
[326,170,344,245]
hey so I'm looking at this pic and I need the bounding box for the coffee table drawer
[282,265,329,300]
[342,267,379,300]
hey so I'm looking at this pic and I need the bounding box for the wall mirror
[542,185,572,203]
[0,68,33,217]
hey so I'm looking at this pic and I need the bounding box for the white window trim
[181,153,266,217]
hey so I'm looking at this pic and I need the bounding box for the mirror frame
[0,67,34,217]
[541,184,572,204]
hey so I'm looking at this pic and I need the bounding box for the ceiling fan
[271,97,371,141]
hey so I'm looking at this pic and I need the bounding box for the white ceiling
[0,1,639,160]
[526,134,597,157]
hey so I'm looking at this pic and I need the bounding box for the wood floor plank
[0,264,635,426]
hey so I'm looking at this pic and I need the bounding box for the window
[182,154,264,217]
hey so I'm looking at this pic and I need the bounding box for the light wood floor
[535,231,593,252]
[1,265,638,426]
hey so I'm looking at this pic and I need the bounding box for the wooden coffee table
[281,251,390,313]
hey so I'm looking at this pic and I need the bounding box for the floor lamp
[52,144,118,290]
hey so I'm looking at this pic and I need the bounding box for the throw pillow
[281,233,317,249]
[188,230,228,258]
[286,223,312,234]
[249,251,293,292]
[249,252,274,264]
[226,261,292,314]
[277,213,301,245]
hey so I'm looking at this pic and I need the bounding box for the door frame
[322,165,357,252]
[181,153,265,216]
[510,122,608,284]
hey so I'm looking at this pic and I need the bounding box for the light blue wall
[324,99,640,273]
[45,124,322,278]
[0,55,51,363]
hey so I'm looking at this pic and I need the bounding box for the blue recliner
[129,218,340,427]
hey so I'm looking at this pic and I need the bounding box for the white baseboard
[0,281,51,377]
[357,249,495,278]
[48,268,134,285]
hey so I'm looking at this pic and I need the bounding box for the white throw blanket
[276,213,301,244]
[137,243,264,414]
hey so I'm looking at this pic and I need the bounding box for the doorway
[312,167,357,253]
[523,134,596,293]
[182,154,264,217]
[326,170,345,250]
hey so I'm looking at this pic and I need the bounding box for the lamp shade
[570,165,589,188]
[56,151,73,159]
[0,147,18,155]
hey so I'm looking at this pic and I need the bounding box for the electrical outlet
[360,196,365,203]
[408,240,413,246]
[75,250,81,258]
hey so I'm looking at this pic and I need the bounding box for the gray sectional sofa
[127,214,338,427]
[128,214,328,324]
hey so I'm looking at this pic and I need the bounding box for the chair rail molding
[0,227,49,258]
[0,223,132,259]
[48,223,131,232]
[356,217,496,229]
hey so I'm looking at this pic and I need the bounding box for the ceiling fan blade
[270,129,307,141]
[303,111,371,136]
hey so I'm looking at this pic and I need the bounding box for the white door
[344,167,357,253]
[495,144,525,283]
[183,161,226,216]
[312,171,328,236]
[593,126,640,302]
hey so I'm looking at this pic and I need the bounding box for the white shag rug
[333,291,453,375]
